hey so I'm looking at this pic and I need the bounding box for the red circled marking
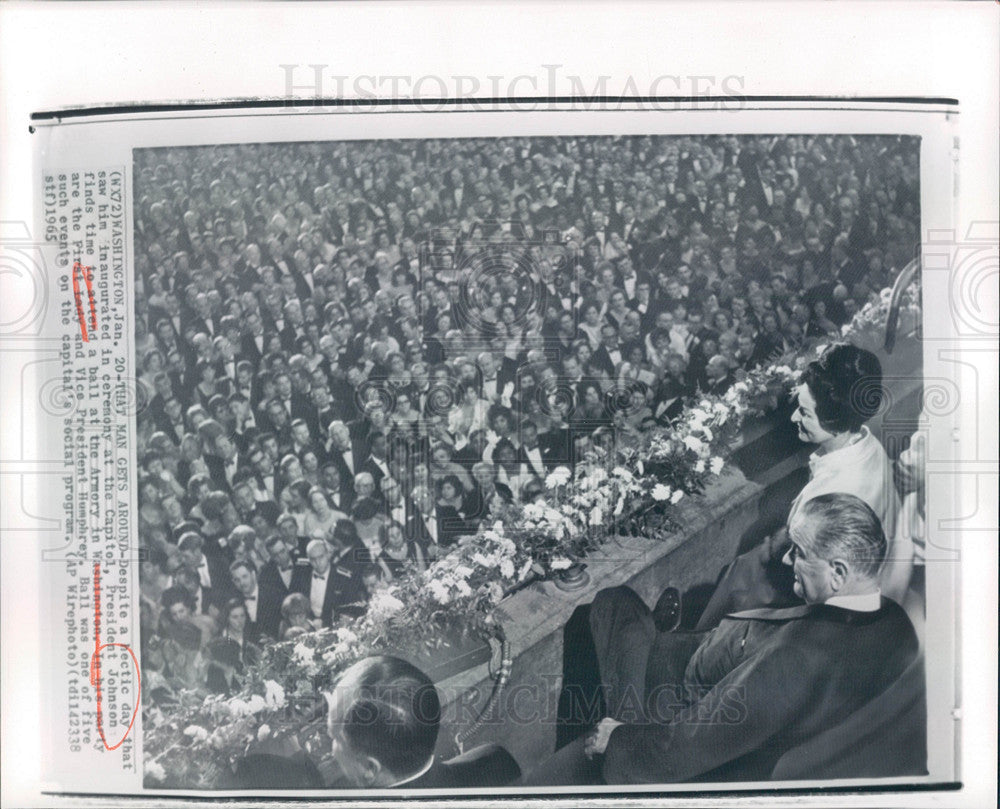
[88,562,141,751]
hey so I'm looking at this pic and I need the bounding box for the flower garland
[143,279,920,788]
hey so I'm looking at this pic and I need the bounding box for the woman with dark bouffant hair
[694,343,905,628]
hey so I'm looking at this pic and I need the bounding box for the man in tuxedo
[273,371,312,424]
[204,427,242,494]
[534,493,921,785]
[240,310,267,368]
[405,484,447,556]
[155,397,187,446]
[590,323,623,379]
[379,476,411,529]
[323,421,360,478]
[539,397,574,472]
[264,397,300,454]
[319,461,353,513]
[177,531,232,611]
[229,559,282,642]
[259,534,298,601]
[182,291,216,339]
[360,431,391,489]
[703,354,735,396]
[516,419,547,481]
[477,351,516,405]
[293,539,366,628]
[247,444,279,502]
[307,384,339,439]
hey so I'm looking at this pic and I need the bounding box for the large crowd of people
[132,133,920,703]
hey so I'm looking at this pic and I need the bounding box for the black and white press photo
[125,127,937,791]
[6,5,997,807]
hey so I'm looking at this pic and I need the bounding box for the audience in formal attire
[135,134,920,712]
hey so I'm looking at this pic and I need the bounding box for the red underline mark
[72,262,97,341]
[88,562,141,751]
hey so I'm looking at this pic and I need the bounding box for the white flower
[369,590,405,618]
[183,724,209,742]
[815,343,828,356]
[682,435,705,454]
[700,426,714,442]
[879,287,893,303]
[710,457,725,475]
[611,466,633,480]
[688,408,709,426]
[545,466,572,488]
[517,559,534,581]
[550,557,573,570]
[455,580,472,597]
[499,558,515,579]
[144,760,166,782]
[774,365,793,377]
[246,695,267,714]
[670,489,685,504]
[522,502,545,521]
[264,680,286,710]
[257,724,271,742]
[636,460,645,475]
[454,565,473,580]
[427,579,451,604]
[651,483,672,501]
[471,552,493,568]
[694,459,706,473]
[292,642,315,669]
[336,627,358,645]
[589,506,604,526]
[614,497,625,516]
[228,698,250,718]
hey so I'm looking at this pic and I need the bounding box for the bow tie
[314,572,327,580]
[244,595,256,601]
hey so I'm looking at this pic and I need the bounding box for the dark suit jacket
[258,560,295,603]
[599,593,919,784]
[245,581,284,642]
[291,563,365,628]
[205,453,240,493]
[540,426,573,471]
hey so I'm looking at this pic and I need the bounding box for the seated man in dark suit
[529,493,920,785]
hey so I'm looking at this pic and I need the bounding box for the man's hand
[584,717,623,758]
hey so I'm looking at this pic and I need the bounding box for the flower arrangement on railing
[143,277,920,788]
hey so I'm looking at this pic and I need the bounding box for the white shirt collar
[824,590,881,612]
[808,427,872,471]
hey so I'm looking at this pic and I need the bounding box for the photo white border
[2,3,996,808]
